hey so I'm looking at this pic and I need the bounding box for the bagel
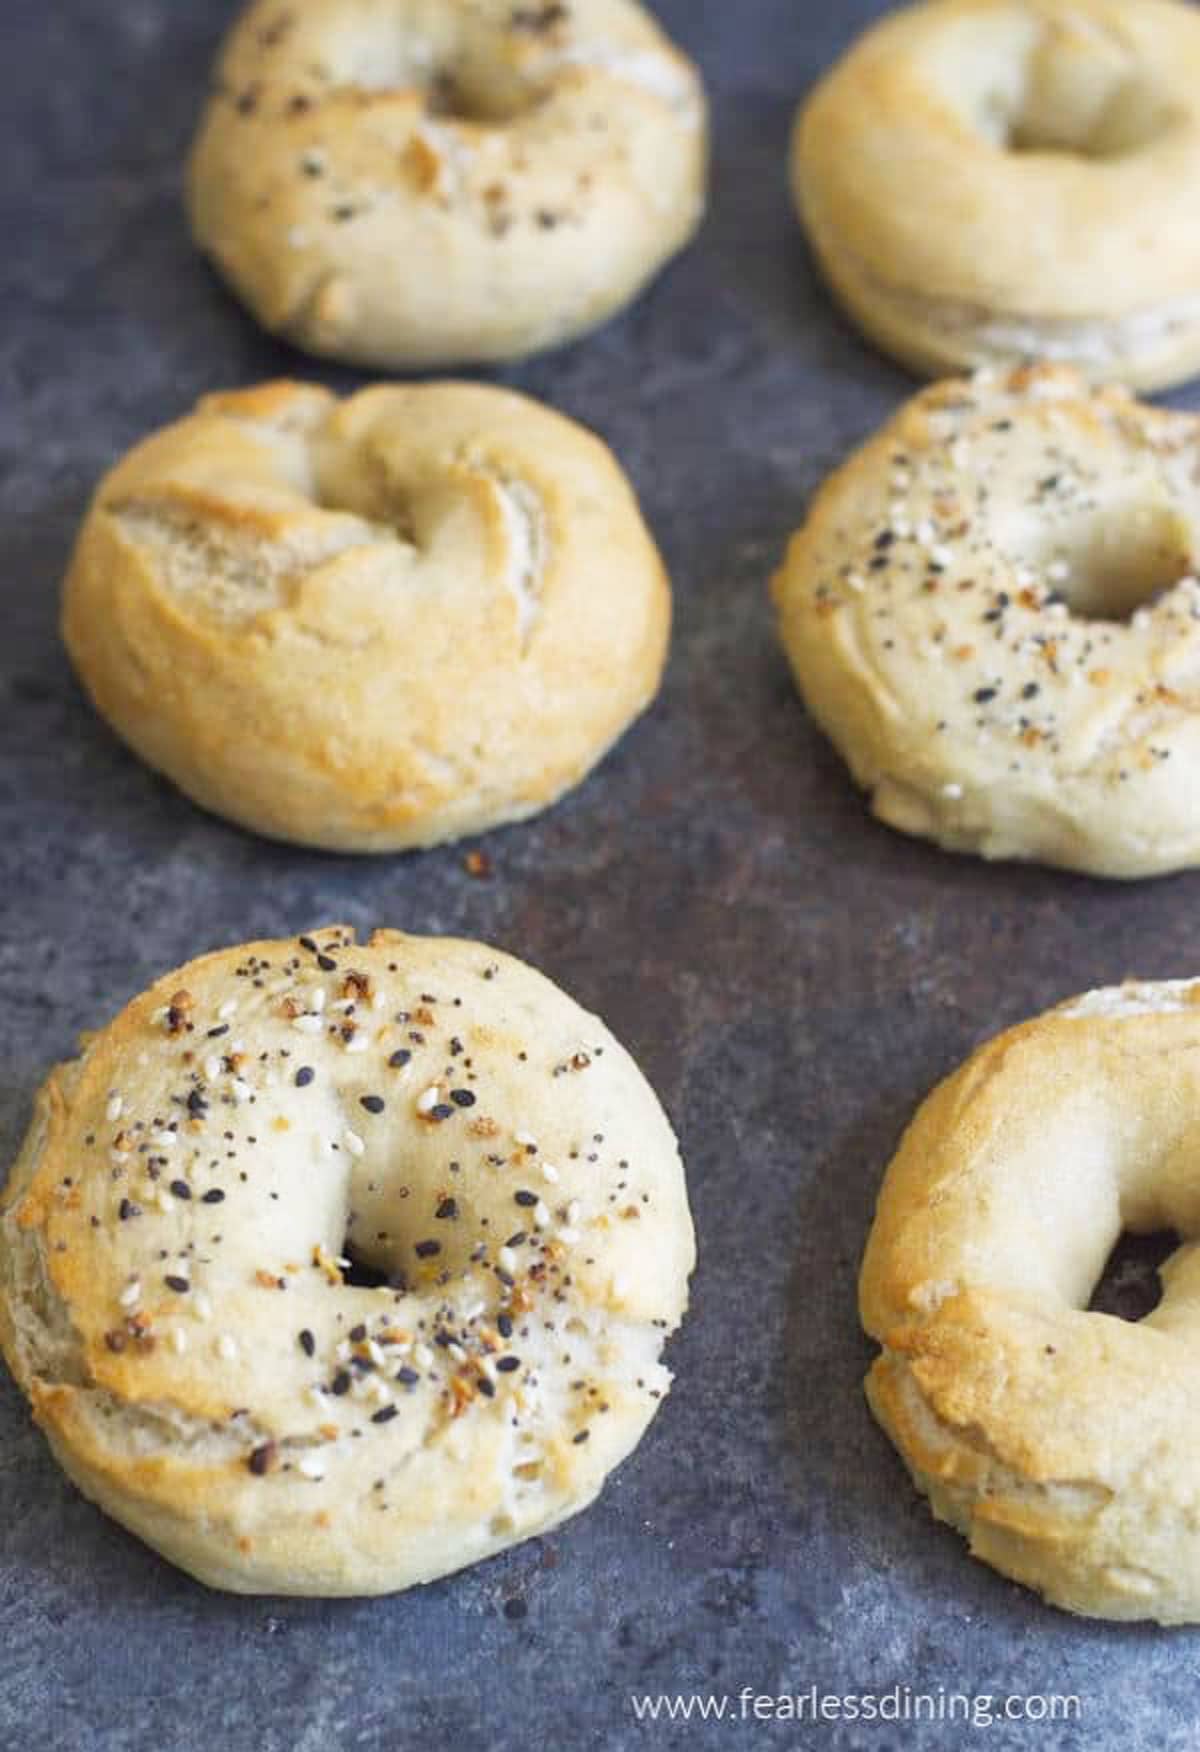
[0,926,694,1596]
[62,379,671,852]
[793,0,1200,391]
[187,0,708,367]
[771,363,1200,879]
[860,977,1200,1623]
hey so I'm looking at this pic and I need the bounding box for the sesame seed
[164,1274,190,1294]
[293,1014,323,1034]
[413,1343,434,1368]
[298,1456,326,1480]
[343,1129,366,1158]
[541,1162,560,1184]
[389,1049,412,1069]
[498,1247,518,1274]
[295,1066,315,1087]
[299,1329,316,1356]
[360,1095,385,1115]
[105,1096,124,1123]
[216,1334,238,1361]
[371,1405,399,1424]
[119,1280,141,1308]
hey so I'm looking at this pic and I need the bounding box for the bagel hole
[981,30,1178,159]
[1087,1228,1178,1323]
[343,49,541,124]
[341,1245,406,1294]
[1035,503,1194,622]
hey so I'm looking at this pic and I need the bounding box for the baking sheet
[1,2,1191,1746]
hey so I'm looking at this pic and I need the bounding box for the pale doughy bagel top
[772,364,1200,878]
[860,979,1200,1620]
[0,928,694,1596]
[61,380,670,852]
[187,0,707,366]
[796,0,1200,325]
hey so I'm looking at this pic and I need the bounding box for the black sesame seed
[430,1103,454,1122]
[299,936,318,953]
[436,1197,459,1220]
[206,1024,230,1039]
[295,1066,315,1088]
[572,1430,590,1444]
[497,1314,513,1338]
[349,1323,367,1342]
[201,1188,225,1204]
[973,686,998,704]
[331,1370,352,1395]
[164,1274,190,1293]
[396,1366,419,1386]
[477,1376,496,1398]
[414,1239,441,1258]
[496,1355,520,1373]
[186,1090,208,1115]
[299,1329,316,1357]
[317,954,337,972]
[170,1179,192,1200]
[118,1198,140,1221]
[514,1190,537,1207]
[360,1095,385,1115]
[371,1404,399,1424]
[449,1089,476,1108]
[248,1442,276,1476]
[388,1049,411,1069]
[1021,682,1040,699]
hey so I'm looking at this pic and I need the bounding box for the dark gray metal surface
[2,2,1196,1746]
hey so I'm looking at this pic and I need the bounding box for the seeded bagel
[0,927,694,1595]
[187,0,708,367]
[772,364,1200,878]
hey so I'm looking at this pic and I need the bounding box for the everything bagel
[62,379,671,852]
[0,927,694,1596]
[793,0,1200,391]
[772,364,1200,879]
[187,0,708,367]
[861,978,1200,1623]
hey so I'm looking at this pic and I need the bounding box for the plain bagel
[793,0,1200,391]
[0,926,694,1596]
[187,0,708,367]
[772,364,1200,879]
[62,379,671,853]
[861,977,1200,1623]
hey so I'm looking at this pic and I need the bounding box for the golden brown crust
[62,379,671,852]
[793,0,1200,390]
[771,364,1200,878]
[0,928,694,1595]
[860,979,1200,1622]
[187,0,708,367]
